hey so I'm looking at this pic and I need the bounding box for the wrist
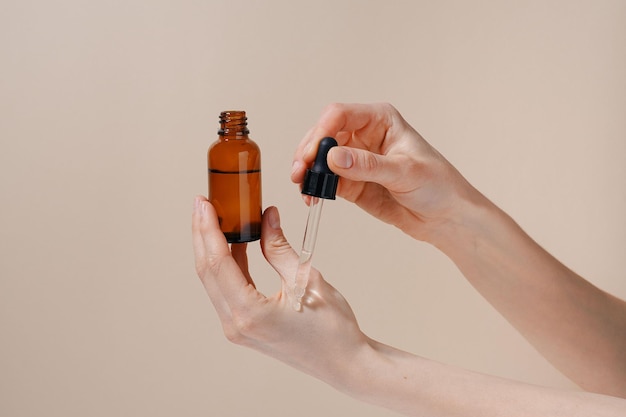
[336,338,456,415]
[334,337,426,413]
[333,338,397,405]
[424,185,500,255]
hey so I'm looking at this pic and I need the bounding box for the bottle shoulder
[209,137,260,151]
[208,137,261,171]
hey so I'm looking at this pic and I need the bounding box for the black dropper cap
[301,137,339,199]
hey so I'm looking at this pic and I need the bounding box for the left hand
[191,196,369,384]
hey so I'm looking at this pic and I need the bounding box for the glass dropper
[292,196,323,310]
[292,137,339,311]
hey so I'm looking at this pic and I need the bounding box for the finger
[291,103,389,184]
[195,199,257,312]
[192,196,231,318]
[231,243,255,288]
[327,146,415,192]
[192,196,209,272]
[260,206,300,287]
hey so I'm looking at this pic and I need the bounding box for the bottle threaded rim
[218,110,249,135]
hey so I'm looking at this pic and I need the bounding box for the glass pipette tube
[292,196,324,311]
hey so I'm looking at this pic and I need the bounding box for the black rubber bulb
[301,137,339,199]
[311,137,337,174]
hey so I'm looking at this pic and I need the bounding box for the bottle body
[208,111,262,243]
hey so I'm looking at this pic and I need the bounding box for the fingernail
[291,160,301,176]
[268,207,280,229]
[303,143,313,158]
[194,196,202,211]
[331,147,353,169]
[199,201,208,216]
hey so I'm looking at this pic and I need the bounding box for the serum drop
[208,111,262,243]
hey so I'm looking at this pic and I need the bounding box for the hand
[191,196,369,384]
[291,103,483,242]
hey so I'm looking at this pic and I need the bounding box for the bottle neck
[218,110,249,139]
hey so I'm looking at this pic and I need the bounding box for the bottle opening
[218,110,250,135]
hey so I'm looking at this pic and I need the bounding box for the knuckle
[358,151,380,172]
[267,234,292,255]
[198,215,212,235]
[379,102,396,112]
[319,103,346,127]
[206,252,226,276]
[225,309,260,344]
[194,251,227,284]
[222,322,245,344]
[321,102,343,116]
[194,259,207,277]
[379,102,402,126]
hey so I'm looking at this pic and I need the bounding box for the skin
[192,103,626,416]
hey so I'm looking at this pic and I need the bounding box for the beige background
[1,1,625,416]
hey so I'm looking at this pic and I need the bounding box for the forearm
[432,193,626,396]
[340,339,625,417]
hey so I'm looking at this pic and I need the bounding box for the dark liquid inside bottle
[208,168,262,242]
[208,111,262,243]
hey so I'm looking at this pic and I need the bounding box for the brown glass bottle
[208,111,262,243]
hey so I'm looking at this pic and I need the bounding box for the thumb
[327,146,408,190]
[260,206,299,283]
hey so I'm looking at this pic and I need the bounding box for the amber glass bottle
[208,111,262,243]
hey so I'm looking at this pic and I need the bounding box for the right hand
[291,103,482,242]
